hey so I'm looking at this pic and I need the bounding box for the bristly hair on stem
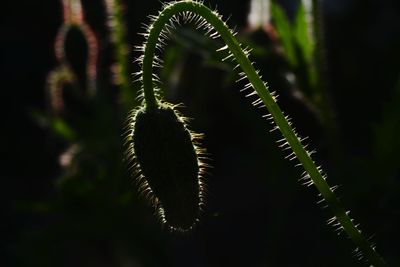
[127,0,387,265]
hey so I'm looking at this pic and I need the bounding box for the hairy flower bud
[126,103,207,232]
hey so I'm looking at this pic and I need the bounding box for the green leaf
[271,2,297,66]
[52,118,76,141]
[294,1,314,62]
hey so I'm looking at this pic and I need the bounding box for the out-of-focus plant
[247,0,340,158]
[28,1,169,266]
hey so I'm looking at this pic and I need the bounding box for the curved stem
[58,0,98,96]
[140,1,387,266]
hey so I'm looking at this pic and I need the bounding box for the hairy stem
[140,1,387,265]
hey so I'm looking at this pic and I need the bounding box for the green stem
[105,0,135,109]
[140,1,387,266]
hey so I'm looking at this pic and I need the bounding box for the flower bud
[126,103,206,231]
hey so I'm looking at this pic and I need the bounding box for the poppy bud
[126,103,207,231]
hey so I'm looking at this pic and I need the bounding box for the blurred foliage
[6,0,400,266]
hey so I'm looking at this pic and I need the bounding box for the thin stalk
[105,0,135,109]
[140,1,387,266]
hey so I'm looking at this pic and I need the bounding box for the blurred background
[2,0,400,266]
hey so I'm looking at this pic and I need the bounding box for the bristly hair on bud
[125,102,208,232]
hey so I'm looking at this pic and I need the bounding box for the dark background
[2,0,400,266]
